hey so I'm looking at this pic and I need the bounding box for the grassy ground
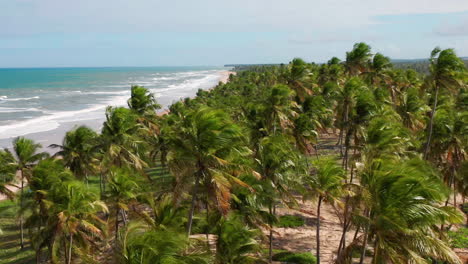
[0,161,169,263]
[0,200,34,264]
[0,175,104,264]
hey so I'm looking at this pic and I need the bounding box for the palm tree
[52,181,108,264]
[423,47,466,159]
[166,107,249,236]
[25,158,75,262]
[305,157,344,264]
[255,135,303,263]
[100,106,146,169]
[98,107,147,197]
[215,214,261,264]
[50,125,98,181]
[340,158,464,264]
[11,137,48,249]
[285,58,312,102]
[24,159,107,263]
[127,85,161,115]
[108,168,140,239]
[345,42,372,76]
[263,84,297,135]
[0,149,16,199]
[366,53,392,85]
[118,221,210,264]
[396,86,428,131]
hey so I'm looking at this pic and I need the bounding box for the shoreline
[157,70,235,117]
[0,70,233,151]
[0,70,234,201]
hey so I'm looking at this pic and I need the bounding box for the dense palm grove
[0,43,467,264]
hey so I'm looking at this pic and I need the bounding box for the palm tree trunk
[115,207,120,240]
[359,211,370,264]
[342,128,352,174]
[19,169,24,249]
[424,86,439,159]
[67,234,73,264]
[268,202,276,264]
[316,197,322,264]
[99,171,103,199]
[205,200,210,251]
[35,249,41,263]
[372,237,379,264]
[186,176,200,236]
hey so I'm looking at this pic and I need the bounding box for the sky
[1,0,468,67]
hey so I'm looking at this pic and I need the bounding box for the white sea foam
[0,107,43,113]
[82,90,130,95]
[0,69,224,140]
[0,96,40,102]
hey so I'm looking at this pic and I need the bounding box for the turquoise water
[0,67,225,141]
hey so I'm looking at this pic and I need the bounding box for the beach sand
[0,70,233,153]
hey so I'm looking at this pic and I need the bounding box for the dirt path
[269,200,354,264]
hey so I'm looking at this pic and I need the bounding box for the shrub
[272,251,316,264]
[448,227,468,248]
[275,215,305,228]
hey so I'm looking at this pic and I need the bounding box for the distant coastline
[0,68,232,151]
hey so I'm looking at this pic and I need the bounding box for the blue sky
[1,0,468,67]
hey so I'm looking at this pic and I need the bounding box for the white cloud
[2,0,468,35]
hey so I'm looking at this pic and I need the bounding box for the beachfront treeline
[0,42,467,264]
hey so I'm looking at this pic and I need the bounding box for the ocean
[0,67,227,149]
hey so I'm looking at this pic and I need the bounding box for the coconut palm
[396,86,428,131]
[263,84,297,135]
[24,159,107,264]
[97,107,147,197]
[127,85,161,115]
[51,181,108,264]
[25,159,74,262]
[285,58,312,102]
[345,42,372,76]
[339,158,464,264]
[255,135,303,263]
[118,221,210,264]
[166,107,249,236]
[304,157,344,264]
[366,53,392,83]
[100,106,146,169]
[0,149,16,199]
[215,214,261,264]
[11,137,48,249]
[423,48,467,159]
[50,125,98,181]
[108,168,140,239]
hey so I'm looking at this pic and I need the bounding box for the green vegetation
[275,215,305,228]
[448,228,468,249]
[0,43,467,264]
[272,250,317,264]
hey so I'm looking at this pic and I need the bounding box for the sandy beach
[0,70,233,153]
[0,70,233,201]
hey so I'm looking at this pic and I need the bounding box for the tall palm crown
[0,149,16,199]
[100,106,146,170]
[11,137,48,249]
[127,85,161,115]
[12,137,48,177]
[50,126,98,179]
[285,58,312,102]
[355,159,463,264]
[167,107,249,235]
[263,84,297,134]
[345,42,372,76]
[424,48,467,159]
[305,157,344,264]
